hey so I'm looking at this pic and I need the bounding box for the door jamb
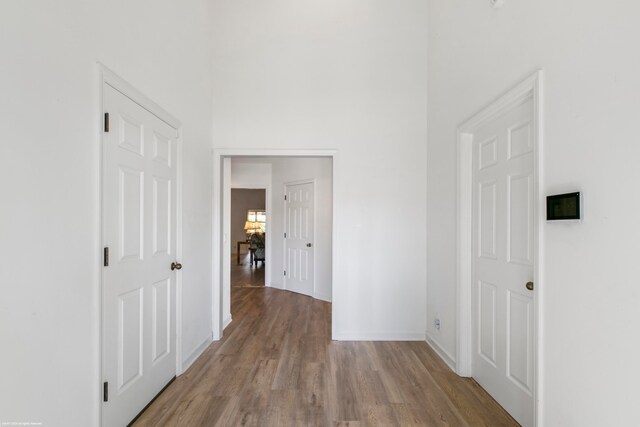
[283,178,316,295]
[212,149,337,341]
[98,64,184,426]
[455,70,544,426]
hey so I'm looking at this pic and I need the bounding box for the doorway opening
[212,150,336,341]
[230,188,266,290]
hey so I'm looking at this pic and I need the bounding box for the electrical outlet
[434,318,441,331]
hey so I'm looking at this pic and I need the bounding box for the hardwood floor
[133,284,518,426]
[231,252,265,288]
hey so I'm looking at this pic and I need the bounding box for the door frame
[212,149,337,340]
[455,70,544,425]
[226,180,272,329]
[98,64,184,425]
[283,178,316,296]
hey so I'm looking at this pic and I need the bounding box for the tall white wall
[212,0,428,340]
[0,1,213,425]
[427,1,640,425]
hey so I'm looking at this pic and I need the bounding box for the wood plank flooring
[134,283,518,426]
[231,251,265,288]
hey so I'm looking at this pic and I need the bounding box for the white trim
[98,64,184,426]
[100,64,181,129]
[212,153,223,340]
[455,70,543,427]
[426,334,457,371]
[214,148,337,158]
[456,129,474,377]
[313,291,332,303]
[283,178,316,296]
[330,151,339,337]
[96,63,105,427]
[222,158,232,331]
[181,336,212,373]
[212,149,338,342]
[222,315,232,330]
[282,178,318,186]
[175,130,184,376]
[333,331,427,341]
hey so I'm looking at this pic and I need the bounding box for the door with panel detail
[102,84,177,427]
[472,98,534,427]
[284,182,314,297]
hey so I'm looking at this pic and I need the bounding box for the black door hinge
[104,247,109,267]
[284,232,286,238]
[104,113,110,132]
[284,195,287,201]
[284,270,286,276]
[103,381,109,402]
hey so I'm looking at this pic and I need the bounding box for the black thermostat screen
[547,192,581,220]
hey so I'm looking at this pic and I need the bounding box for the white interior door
[284,181,314,297]
[102,84,178,427]
[472,98,534,427]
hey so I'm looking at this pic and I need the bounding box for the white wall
[231,162,273,189]
[427,1,640,425]
[0,1,213,425]
[212,0,428,340]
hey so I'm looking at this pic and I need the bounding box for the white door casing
[456,70,543,427]
[284,181,315,297]
[212,149,337,342]
[102,82,178,427]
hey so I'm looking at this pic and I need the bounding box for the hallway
[133,285,517,426]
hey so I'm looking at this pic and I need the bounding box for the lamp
[244,221,253,235]
[244,221,261,238]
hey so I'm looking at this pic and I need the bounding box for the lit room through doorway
[231,188,266,288]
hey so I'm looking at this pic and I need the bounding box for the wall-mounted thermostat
[546,192,581,221]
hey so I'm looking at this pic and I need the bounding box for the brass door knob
[171,262,183,271]
[525,281,534,291]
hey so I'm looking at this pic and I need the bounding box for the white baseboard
[223,315,232,330]
[313,291,332,303]
[181,336,212,373]
[425,333,457,372]
[333,331,426,341]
